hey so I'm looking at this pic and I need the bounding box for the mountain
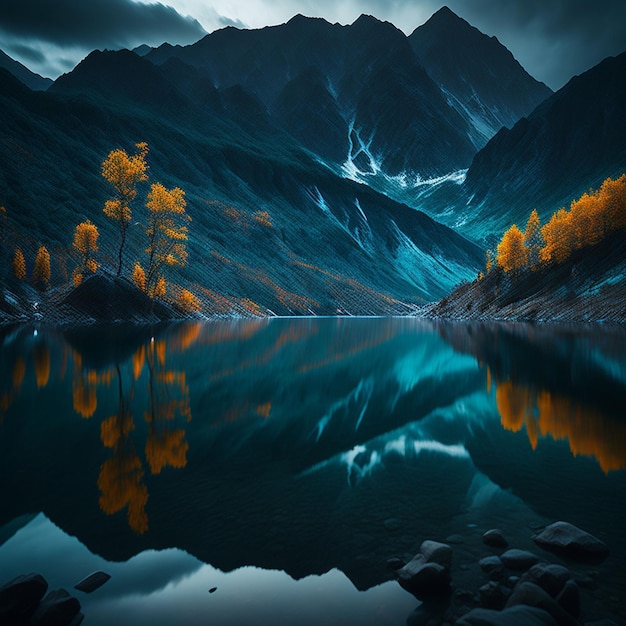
[145,11,545,179]
[3,10,617,317]
[0,49,483,316]
[406,51,626,248]
[461,51,626,241]
[0,49,52,91]
[409,6,552,149]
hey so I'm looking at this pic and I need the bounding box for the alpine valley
[0,6,624,316]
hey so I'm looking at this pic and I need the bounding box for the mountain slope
[460,51,626,241]
[409,7,551,149]
[0,51,483,315]
[427,227,626,323]
[0,49,52,91]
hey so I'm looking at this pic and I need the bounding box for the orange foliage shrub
[32,246,50,290]
[492,173,626,273]
[496,225,527,273]
[13,247,26,280]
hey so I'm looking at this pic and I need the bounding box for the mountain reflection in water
[1,318,625,624]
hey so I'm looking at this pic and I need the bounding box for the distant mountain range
[0,7,624,314]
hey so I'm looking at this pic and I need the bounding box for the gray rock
[0,573,48,623]
[523,563,571,597]
[533,522,609,559]
[479,556,505,580]
[30,589,82,626]
[483,529,509,548]
[501,549,540,571]
[74,571,111,594]
[506,581,575,625]
[456,605,558,625]
[446,534,464,544]
[386,557,405,571]
[479,581,510,610]
[383,518,401,531]
[556,580,580,618]
[397,555,451,598]
[420,540,453,569]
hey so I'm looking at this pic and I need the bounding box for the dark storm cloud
[8,42,46,64]
[443,0,626,88]
[0,0,206,49]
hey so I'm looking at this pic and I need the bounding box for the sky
[0,0,624,90]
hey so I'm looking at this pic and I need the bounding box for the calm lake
[1,317,625,624]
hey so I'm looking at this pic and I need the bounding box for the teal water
[1,318,625,624]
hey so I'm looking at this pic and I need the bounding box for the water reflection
[1,319,626,622]
[496,380,626,473]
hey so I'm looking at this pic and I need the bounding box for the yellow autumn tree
[72,220,99,284]
[132,261,147,293]
[539,208,575,265]
[597,173,626,234]
[32,246,51,290]
[144,182,190,298]
[496,224,528,274]
[524,209,542,269]
[13,247,26,280]
[102,142,149,276]
[177,288,201,313]
[569,191,603,249]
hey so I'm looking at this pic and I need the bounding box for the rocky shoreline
[389,520,617,625]
[423,230,626,325]
[1,520,619,625]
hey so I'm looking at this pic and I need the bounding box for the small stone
[446,534,464,544]
[556,580,580,617]
[397,555,451,599]
[456,606,558,625]
[386,557,405,571]
[523,564,570,597]
[533,521,609,560]
[420,540,453,569]
[30,589,82,626]
[479,556,505,580]
[483,529,509,548]
[74,571,111,593]
[500,549,540,571]
[508,576,521,588]
[0,573,48,623]
[454,589,474,603]
[506,581,573,625]
[479,581,510,610]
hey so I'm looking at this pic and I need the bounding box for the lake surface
[1,317,625,624]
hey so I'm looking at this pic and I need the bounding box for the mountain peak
[432,6,459,19]
[409,7,552,146]
[0,49,52,91]
[413,5,476,38]
[287,14,328,25]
